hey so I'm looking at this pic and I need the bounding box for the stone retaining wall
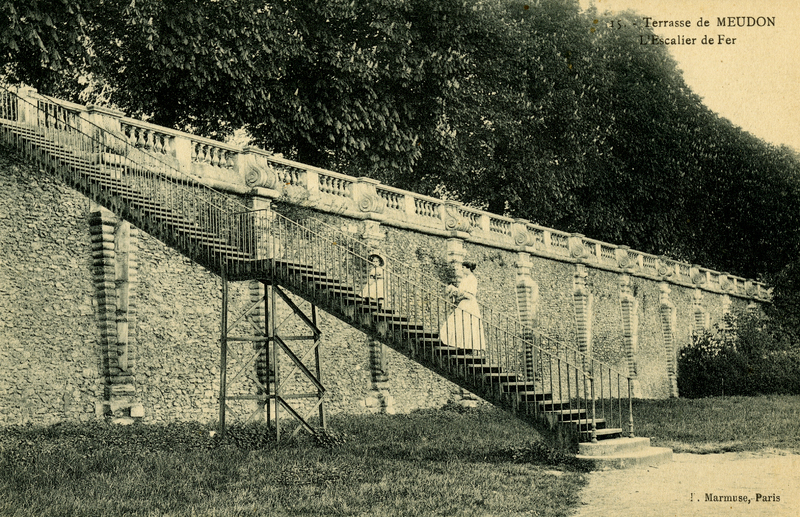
[0,150,764,426]
[0,153,459,425]
[273,202,761,399]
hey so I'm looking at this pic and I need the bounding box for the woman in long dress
[440,261,485,351]
[360,254,386,304]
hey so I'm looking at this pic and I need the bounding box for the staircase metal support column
[217,275,326,440]
[270,283,281,441]
[262,284,272,428]
[219,269,229,435]
[265,283,326,440]
[312,304,326,428]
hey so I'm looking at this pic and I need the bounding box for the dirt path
[571,450,800,516]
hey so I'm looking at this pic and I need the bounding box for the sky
[579,0,800,151]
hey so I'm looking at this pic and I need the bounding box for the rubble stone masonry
[0,152,458,425]
[0,149,763,426]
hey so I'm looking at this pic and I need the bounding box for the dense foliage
[678,312,800,398]
[3,0,800,279]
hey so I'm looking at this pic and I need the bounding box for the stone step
[401,327,437,339]
[464,364,503,375]
[203,245,251,258]
[580,428,623,442]
[272,260,315,273]
[432,345,476,356]
[448,354,487,366]
[315,280,350,291]
[370,312,408,324]
[174,230,233,248]
[501,381,538,392]
[545,408,588,422]
[576,438,673,469]
[484,373,520,384]
[537,397,579,407]
[516,391,555,402]
[577,437,653,456]
[356,298,383,309]
[295,270,329,281]
[412,336,443,347]
[567,418,610,433]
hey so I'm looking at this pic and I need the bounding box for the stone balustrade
[15,87,770,302]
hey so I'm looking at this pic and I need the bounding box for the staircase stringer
[255,269,560,440]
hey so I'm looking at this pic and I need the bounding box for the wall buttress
[89,206,142,421]
[659,283,679,398]
[619,275,639,396]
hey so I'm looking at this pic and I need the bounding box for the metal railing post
[628,378,635,438]
[218,268,228,435]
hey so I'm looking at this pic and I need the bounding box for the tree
[85,0,486,184]
[4,0,800,280]
[0,0,94,91]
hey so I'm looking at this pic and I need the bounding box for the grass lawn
[631,394,800,454]
[3,396,798,516]
[0,405,587,517]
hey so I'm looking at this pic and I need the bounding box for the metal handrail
[0,84,634,440]
[23,85,624,374]
[229,207,609,372]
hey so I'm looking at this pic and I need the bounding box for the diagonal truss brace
[218,271,326,440]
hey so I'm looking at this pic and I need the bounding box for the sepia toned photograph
[0,0,798,515]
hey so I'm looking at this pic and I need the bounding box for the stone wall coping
[21,87,770,302]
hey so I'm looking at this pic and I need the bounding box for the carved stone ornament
[718,273,733,292]
[443,205,472,233]
[690,266,706,286]
[615,246,635,269]
[745,280,757,297]
[569,234,591,260]
[357,191,386,214]
[244,162,278,189]
[511,223,532,247]
[656,257,674,278]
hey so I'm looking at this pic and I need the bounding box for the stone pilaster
[573,264,593,368]
[515,252,539,382]
[360,220,394,414]
[247,197,275,261]
[248,280,272,416]
[619,275,639,390]
[721,294,733,329]
[89,207,141,422]
[365,337,395,414]
[445,236,466,270]
[514,252,540,336]
[659,282,679,398]
[692,289,708,334]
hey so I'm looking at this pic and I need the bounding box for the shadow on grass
[1,405,592,471]
[327,405,593,471]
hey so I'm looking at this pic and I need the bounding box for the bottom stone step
[576,439,673,470]
[578,437,652,456]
